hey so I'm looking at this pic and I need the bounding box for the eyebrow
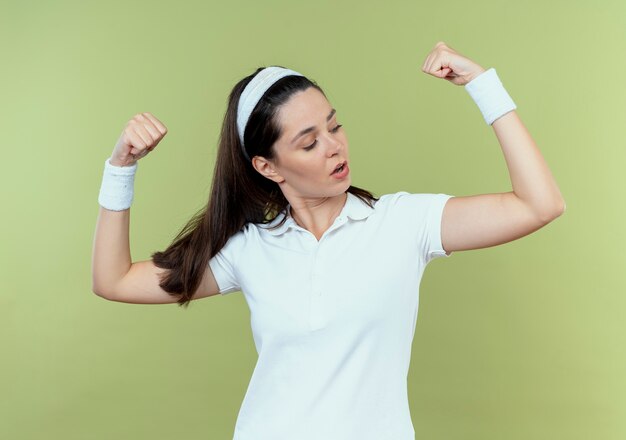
[290,108,337,144]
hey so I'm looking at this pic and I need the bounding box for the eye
[303,124,343,151]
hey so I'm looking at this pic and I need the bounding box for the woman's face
[252,87,351,200]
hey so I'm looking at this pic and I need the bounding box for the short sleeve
[208,230,244,296]
[423,193,455,264]
[385,192,454,266]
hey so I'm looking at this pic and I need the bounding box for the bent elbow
[538,199,566,224]
[92,286,105,298]
[92,284,113,301]
[554,197,566,218]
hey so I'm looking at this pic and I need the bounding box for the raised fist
[110,112,168,167]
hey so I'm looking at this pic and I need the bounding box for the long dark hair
[151,65,378,307]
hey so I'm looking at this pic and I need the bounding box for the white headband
[237,66,305,161]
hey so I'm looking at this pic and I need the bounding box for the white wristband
[464,67,517,125]
[98,157,138,211]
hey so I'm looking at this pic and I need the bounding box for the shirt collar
[261,192,375,236]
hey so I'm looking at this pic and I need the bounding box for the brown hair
[151,65,378,307]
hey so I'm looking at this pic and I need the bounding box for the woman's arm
[91,114,150,298]
[91,203,221,303]
[92,113,182,302]
[420,42,565,254]
[91,205,133,298]
[441,110,565,253]
[92,114,221,303]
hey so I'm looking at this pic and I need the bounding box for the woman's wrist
[464,67,517,125]
[98,157,138,211]
[108,156,137,168]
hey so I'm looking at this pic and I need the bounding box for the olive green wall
[1,0,624,439]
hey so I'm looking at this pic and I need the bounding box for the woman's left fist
[421,41,486,86]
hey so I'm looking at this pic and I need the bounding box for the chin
[339,178,352,193]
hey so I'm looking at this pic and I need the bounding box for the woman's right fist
[110,112,168,167]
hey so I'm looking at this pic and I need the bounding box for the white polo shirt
[209,190,454,440]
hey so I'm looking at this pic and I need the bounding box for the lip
[331,161,349,179]
[330,160,348,176]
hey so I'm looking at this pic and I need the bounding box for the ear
[251,156,285,184]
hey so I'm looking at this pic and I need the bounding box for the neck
[287,192,348,240]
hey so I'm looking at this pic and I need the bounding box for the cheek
[285,156,327,181]
[281,157,313,178]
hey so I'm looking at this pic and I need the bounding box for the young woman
[92,42,565,440]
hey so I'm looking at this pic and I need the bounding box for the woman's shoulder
[376,190,434,204]
[374,191,454,213]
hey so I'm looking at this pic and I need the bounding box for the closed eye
[303,124,343,151]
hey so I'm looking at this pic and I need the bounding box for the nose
[325,134,342,158]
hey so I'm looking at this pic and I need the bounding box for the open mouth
[332,161,347,175]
